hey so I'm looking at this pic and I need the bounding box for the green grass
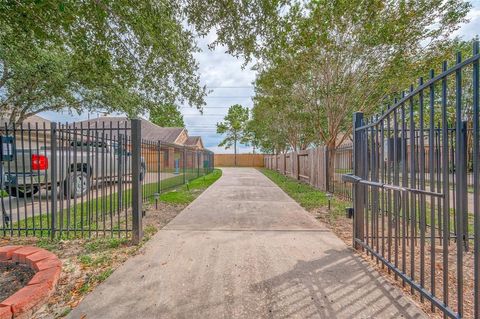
[8,170,219,238]
[95,268,114,282]
[0,190,6,198]
[142,169,211,198]
[158,169,222,204]
[260,168,349,218]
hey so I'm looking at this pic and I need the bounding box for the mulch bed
[0,262,35,301]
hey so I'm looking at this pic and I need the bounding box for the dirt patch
[311,206,353,245]
[0,201,186,319]
[0,262,35,301]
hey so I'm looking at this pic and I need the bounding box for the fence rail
[0,119,214,241]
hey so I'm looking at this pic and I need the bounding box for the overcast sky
[41,1,480,154]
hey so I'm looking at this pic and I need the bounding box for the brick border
[0,246,62,319]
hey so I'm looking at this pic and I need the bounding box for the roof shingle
[71,117,186,144]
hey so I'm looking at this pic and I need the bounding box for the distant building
[184,136,204,150]
[0,114,52,147]
[0,114,51,129]
[71,117,201,148]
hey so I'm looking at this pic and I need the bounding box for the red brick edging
[0,246,62,319]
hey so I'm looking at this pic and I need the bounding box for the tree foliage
[247,0,471,153]
[0,1,206,124]
[1,0,292,125]
[149,104,185,128]
[217,104,250,162]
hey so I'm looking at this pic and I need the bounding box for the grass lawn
[260,168,349,219]
[158,169,222,205]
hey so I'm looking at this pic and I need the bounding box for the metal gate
[344,41,479,318]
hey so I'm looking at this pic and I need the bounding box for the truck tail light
[31,154,48,171]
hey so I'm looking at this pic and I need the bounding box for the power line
[181,106,253,109]
[205,86,254,89]
[186,126,219,128]
[183,114,225,116]
[204,96,253,99]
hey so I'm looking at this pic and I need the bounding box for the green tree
[216,104,250,166]
[249,0,470,177]
[0,1,207,125]
[0,1,290,126]
[150,105,185,127]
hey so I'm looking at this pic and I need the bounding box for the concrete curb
[0,246,62,319]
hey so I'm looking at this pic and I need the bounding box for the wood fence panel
[214,154,265,167]
[263,146,329,192]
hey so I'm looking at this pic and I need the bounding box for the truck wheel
[5,186,39,198]
[64,171,90,198]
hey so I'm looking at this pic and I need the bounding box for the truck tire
[64,170,90,198]
[5,186,39,198]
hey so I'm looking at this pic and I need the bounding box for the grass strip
[158,169,222,205]
[259,168,349,219]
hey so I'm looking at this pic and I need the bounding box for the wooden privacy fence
[264,143,353,199]
[214,154,264,167]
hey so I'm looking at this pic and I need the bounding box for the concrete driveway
[68,168,426,319]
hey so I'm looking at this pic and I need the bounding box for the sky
[41,1,480,154]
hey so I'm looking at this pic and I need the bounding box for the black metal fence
[344,41,479,318]
[329,143,353,200]
[0,119,214,241]
[139,138,214,203]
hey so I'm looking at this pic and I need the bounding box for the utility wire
[205,86,254,89]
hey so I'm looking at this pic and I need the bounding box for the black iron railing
[345,41,479,319]
[0,119,214,241]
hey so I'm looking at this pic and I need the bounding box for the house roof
[184,136,204,148]
[0,114,51,128]
[72,117,187,145]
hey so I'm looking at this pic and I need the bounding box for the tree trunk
[234,138,237,167]
[326,141,336,193]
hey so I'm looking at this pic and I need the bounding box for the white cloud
[454,4,480,39]
[180,30,256,154]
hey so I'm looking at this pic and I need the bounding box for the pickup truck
[1,140,146,198]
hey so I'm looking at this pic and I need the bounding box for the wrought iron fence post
[460,120,469,251]
[157,141,161,195]
[197,150,200,177]
[353,112,365,249]
[183,146,186,184]
[131,119,143,244]
[473,38,479,319]
[50,123,57,239]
